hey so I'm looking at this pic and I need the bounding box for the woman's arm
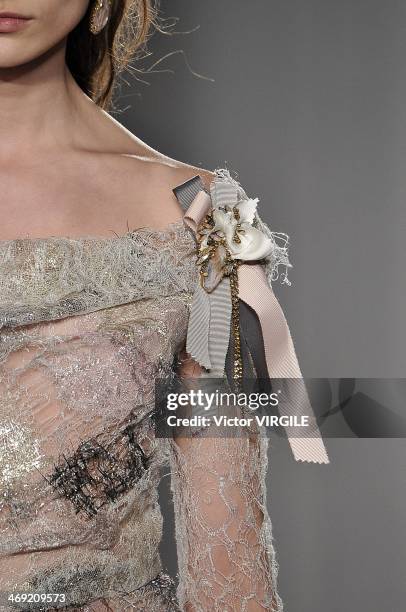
[169,348,282,612]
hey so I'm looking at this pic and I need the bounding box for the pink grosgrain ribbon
[183,185,329,464]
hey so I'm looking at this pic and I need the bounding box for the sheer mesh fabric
[0,212,283,609]
[0,223,192,610]
[168,351,283,612]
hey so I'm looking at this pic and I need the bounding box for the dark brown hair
[66,0,157,110]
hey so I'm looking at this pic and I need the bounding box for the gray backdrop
[116,2,406,611]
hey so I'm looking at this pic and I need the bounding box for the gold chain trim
[196,206,243,388]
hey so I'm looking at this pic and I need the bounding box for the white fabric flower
[212,197,274,261]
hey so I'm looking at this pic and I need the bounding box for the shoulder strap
[173,174,207,212]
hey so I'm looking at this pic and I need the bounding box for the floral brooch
[183,172,275,387]
[196,194,274,293]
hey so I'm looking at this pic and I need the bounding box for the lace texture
[0,223,194,610]
[170,427,282,612]
[0,179,283,610]
[0,221,196,330]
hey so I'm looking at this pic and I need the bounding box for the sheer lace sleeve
[168,349,283,612]
[167,166,328,611]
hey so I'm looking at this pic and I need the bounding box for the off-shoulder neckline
[0,218,188,247]
[0,173,205,245]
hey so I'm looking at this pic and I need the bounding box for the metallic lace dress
[0,178,283,611]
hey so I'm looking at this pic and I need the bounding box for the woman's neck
[0,41,90,159]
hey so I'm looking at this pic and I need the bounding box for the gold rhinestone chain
[230,261,243,390]
[196,206,244,388]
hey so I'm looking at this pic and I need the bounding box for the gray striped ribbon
[173,174,207,211]
[173,174,234,376]
[210,178,238,210]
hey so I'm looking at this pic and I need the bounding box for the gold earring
[89,0,112,35]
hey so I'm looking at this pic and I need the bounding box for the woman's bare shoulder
[105,152,214,229]
[80,109,215,230]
